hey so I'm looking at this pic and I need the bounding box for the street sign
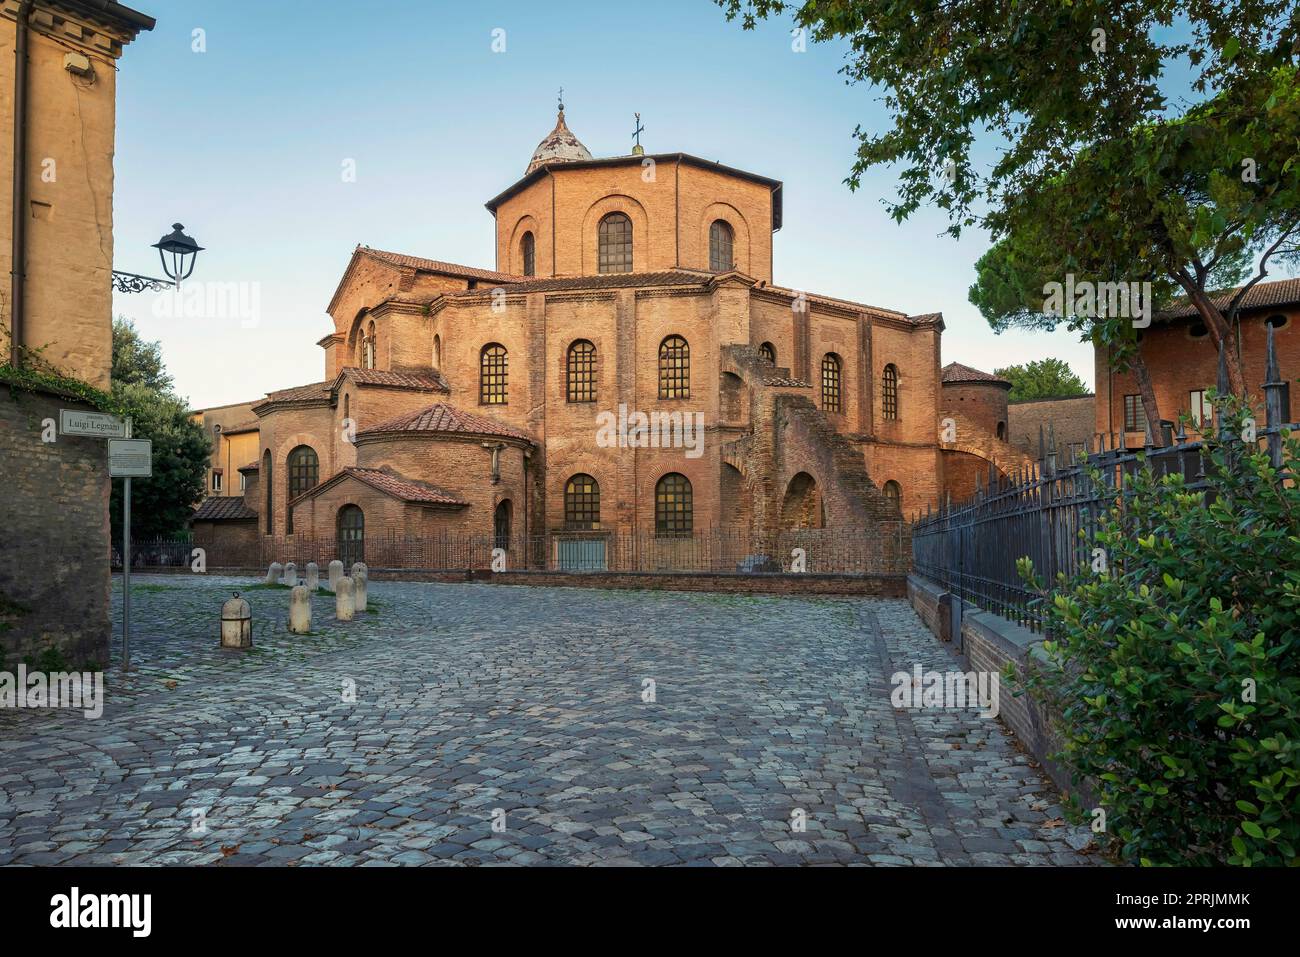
[60,409,127,438]
[108,438,152,477]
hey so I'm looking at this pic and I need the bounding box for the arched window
[494,500,511,552]
[709,220,734,272]
[658,335,690,399]
[288,446,319,498]
[521,231,535,277]
[759,342,776,365]
[821,353,842,413]
[480,343,508,405]
[598,212,633,274]
[567,340,597,403]
[564,474,601,530]
[432,334,441,368]
[882,480,901,507]
[364,320,376,369]
[262,449,273,536]
[882,364,899,420]
[342,393,350,423]
[655,473,693,537]
[337,505,364,566]
[996,421,1006,441]
[1266,313,1289,330]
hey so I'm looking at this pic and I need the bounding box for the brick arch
[508,214,540,276]
[780,471,824,530]
[699,201,751,274]
[581,194,649,275]
[553,465,612,528]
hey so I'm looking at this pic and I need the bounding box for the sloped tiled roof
[219,422,260,435]
[526,107,593,175]
[238,461,259,471]
[360,403,533,442]
[1157,277,1300,321]
[763,374,812,388]
[333,367,450,393]
[192,496,258,522]
[252,380,331,413]
[942,362,1010,385]
[294,467,468,507]
[360,246,522,284]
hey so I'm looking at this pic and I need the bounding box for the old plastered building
[197,106,1009,569]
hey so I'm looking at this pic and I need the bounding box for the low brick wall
[907,571,1078,798]
[375,569,908,596]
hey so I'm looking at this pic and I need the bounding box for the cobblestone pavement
[0,576,1099,866]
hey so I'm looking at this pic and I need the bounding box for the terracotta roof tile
[763,374,812,388]
[1158,277,1300,321]
[360,247,522,284]
[339,468,468,506]
[942,362,1010,385]
[360,402,533,441]
[334,367,450,393]
[191,496,258,522]
[238,461,259,471]
[254,380,331,410]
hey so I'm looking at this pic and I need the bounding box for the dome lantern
[526,96,593,175]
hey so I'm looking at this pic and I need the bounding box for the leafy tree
[1018,394,1300,866]
[109,321,208,540]
[112,316,172,392]
[995,359,1089,402]
[718,1,1300,396]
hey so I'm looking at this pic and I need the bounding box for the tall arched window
[658,335,690,399]
[564,474,601,530]
[882,480,901,507]
[480,343,508,404]
[364,320,376,369]
[655,473,693,537]
[598,212,633,274]
[494,500,512,552]
[521,231,535,277]
[286,446,318,535]
[432,334,441,368]
[337,505,364,566]
[262,449,273,536]
[759,342,776,365]
[342,393,350,423]
[821,353,842,413]
[567,340,597,403]
[709,220,734,272]
[882,364,899,420]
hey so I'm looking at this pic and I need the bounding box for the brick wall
[1007,394,1096,459]
[0,389,110,666]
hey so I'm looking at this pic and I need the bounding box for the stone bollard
[335,576,355,621]
[220,593,253,648]
[350,561,367,583]
[288,585,312,634]
[282,561,297,586]
[305,561,319,591]
[354,569,368,613]
[265,562,283,585]
[328,560,344,592]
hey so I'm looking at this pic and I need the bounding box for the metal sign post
[108,427,151,672]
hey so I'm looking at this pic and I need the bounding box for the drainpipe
[9,0,33,367]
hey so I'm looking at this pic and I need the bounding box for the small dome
[526,106,592,175]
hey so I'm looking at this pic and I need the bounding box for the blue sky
[112,0,1097,409]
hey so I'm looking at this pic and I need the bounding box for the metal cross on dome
[633,112,645,149]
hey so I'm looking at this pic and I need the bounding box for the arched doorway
[337,505,364,567]
[780,472,824,529]
[493,500,511,553]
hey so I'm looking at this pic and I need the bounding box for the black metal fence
[124,523,910,577]
[912,337,1294,633]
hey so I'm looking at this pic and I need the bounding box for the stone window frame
[564,473,601,530]
[480,343,509,405]
[654,472,693,537]
[882,363,899,421]
[821,352,843,413]
[658,335,690,400]
[597,212,633,274]
[566,340,597,403]
[709,219,735,272]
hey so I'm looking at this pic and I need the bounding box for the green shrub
[1020,395,1299,866]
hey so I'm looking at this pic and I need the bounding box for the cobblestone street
[0,576,1097,866]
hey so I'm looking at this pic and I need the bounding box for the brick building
[937,363,1034,504]
[1,1,153,665]
[1095,278,1298,445]
[195,105,1012,567]
[1007,394,1096,464]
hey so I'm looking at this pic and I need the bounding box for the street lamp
[112,222,203,293]
[151,222,203,286]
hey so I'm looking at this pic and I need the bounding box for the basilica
[193,105,1026,572]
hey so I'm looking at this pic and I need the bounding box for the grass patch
[243,582,292,591]
[130,583,178,594]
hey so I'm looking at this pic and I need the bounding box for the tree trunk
[1132,350,1167,447]
[1172,273,1248,396]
